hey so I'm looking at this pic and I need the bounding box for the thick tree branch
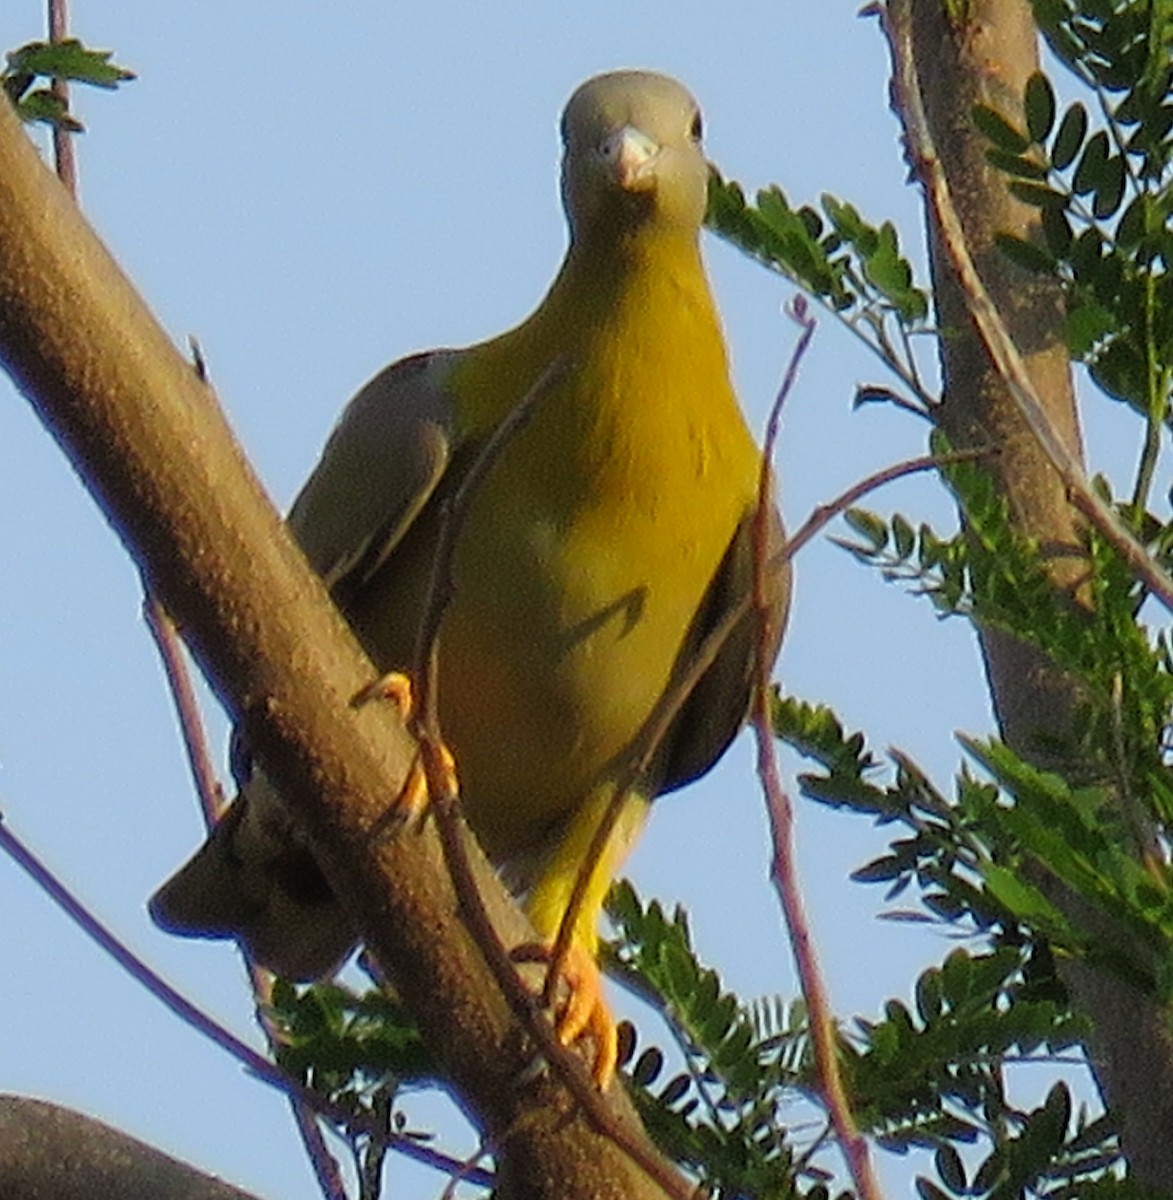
[0,95,677,1199]
[0,1096,263,1200]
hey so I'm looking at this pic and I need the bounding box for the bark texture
[903,0,1173,1186]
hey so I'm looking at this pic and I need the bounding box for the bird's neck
[453,223,726,437]
[550,222,711,329]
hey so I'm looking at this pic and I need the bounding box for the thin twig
[47,0,77,198]
[547,354,983,996]
[146,439,345,1198]
[0,812,495,1190]
[402,358,695,1198]
[880,0,1173,616]
[783,445,988,563]
[293,1084,350,1200]
[753,657,885,1200]
[748,307,884,1200]
[144,597,226,825]
[424,734,697,1199]
[548,300,812,984]
[439,1142,494,1200]
[250,964,350,1200]
[412,356,569,731]
[357,1093,392,1200]
[764,295,813,457]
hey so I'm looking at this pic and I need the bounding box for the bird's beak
[601,125,660,192]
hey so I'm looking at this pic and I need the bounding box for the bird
[150,68,791,1089]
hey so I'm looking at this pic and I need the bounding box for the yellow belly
[437,380,758,863]
[354,233,763,872]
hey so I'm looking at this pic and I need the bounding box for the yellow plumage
[151,69,790,1088]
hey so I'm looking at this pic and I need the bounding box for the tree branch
[0,1096,264,1200]
[0,91,677,1199]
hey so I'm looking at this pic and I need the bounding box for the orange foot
[514,941,617,1089]
[352,671,458,819]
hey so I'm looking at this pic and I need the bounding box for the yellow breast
[440,230,761,860]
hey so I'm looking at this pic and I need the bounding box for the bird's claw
[514,940,617,1089]
[354,670,458,820]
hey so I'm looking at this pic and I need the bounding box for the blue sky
[0,4,1113,1198]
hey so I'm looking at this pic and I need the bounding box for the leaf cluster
[975,12,1173,425]
[267,979,436,1114]
[609,864,1129,1200]
[914,1081,1132,1200]
[706,173,934,410]
[606,881,812,1199]
[831,447,1173,961]
[266,979,448,1194]
[3,38,134,131]
[771,694,1161,1198]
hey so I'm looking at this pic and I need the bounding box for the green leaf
[891,513,917,560]
[1092,153,1127,218]
[986,147,1050,179]
[1007,179,1068,208]
[973,1148,1005,1194]
[915,966,945,1024]
[1050,100,1088,170]
[995,232,1055,274]
[1090,337,1148,406]
[843,507,889,551]
[659,1073,691,1107]
[632,1046,664,1086]
[973,102,1031,153]
[1068,226,1105,279]
[1041,202,1073,255]
[1072,129,1111,195]
[983,865,1068,926]
[917,1175,955,1200]
[859,220,927,320]
[822,193,873,247]
[14,87,82,131]
[1128,102,1173,166]
[1024,71,1056,143]
[1044,1079,1072,1142]
[1065,302,1116,357]
[1115,193,1148,248]
[936,1143,968,1192]
[4,38,135,89]
[853,854,905,884]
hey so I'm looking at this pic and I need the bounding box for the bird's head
[560,70,709,243]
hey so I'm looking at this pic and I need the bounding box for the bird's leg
[352,671,458,819]
[512,939,618,1088]
[514,788,650,1088]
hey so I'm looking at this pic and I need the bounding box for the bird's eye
[689,110,704,143]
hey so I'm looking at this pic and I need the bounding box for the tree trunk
[900,0,1173,1186]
